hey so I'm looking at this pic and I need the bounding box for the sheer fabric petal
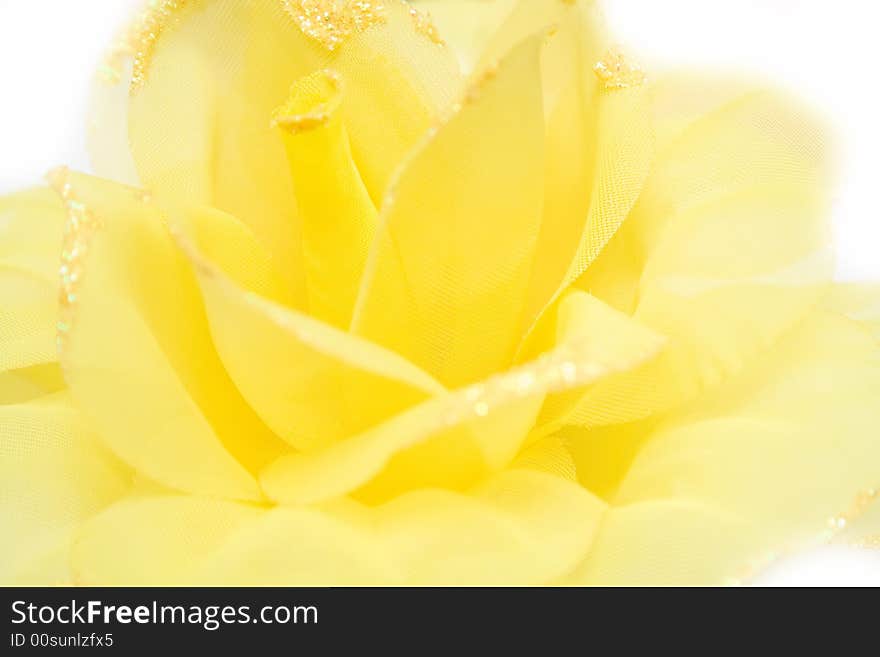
[172,207,445,453]
[260,291,662,506]
[352,35,545,387]
[1,0,874,588]
[0,393,130,585]
[564,309,880,584]
[0,189,65,371]
[275,69,378,328]
[121,0,462,305]
[558,81,831,427]
[73,469,604,586]
[51,170,284,501]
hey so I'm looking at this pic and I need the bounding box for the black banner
[0,586,856,651]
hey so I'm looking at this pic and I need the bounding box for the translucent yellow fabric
[174,206,445,454]
[0,189,66,371]
[352,34,546,387]
[53,170,286,501]
[0,392,130,585]
[550,80,833,428]
[1,0,878,585]
[275,69,378,328]
[564,310,880,584]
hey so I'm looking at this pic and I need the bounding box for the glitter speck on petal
[593,46,646,90]
[406,3,445,47]
[272,69,344,134]
[130,0,196,93]
[827,487,879,537]
[283,0,388,52]
[45,167,103,356]
[99,27,137,85]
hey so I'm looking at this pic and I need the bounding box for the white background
[0,1,878,585]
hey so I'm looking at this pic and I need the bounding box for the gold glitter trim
[463,62,499,106]
[827,487,879,532]
[282,0,387,52]
[130,0,195,93]
[271,69,343,133]
[731,485,880,585]
[99,23,138,85]
[593,47,646,90]
[406,3,444,46]
[854,535,880,549]
[273,113,334,133]
[46,167,102,354]
[437,337,661,429]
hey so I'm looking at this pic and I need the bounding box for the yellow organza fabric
[1,0,878,585]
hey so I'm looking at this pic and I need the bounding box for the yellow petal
[352,34,546,387]
[127,1,315,303]
[0,187,65,282]
[327,1,463,201]
[261,301,662,506]
[0,393,130,584]
[557,419,656,503]
[564,499,748,586]
[412,0,516,73]
[0,188,65,371]
[569,84,832,425]
[476,0,571,70]
[260,387,540,505]
[176,204,295,304]
[87,58,139,186]
[49,169,284,501]
[0,274,58,373]
[382,469,605,585]
[125,1,462,304]
[73,470,604,585]
[522,76,654,354]
[414,0,603,86]
[0,364,66,405]
[536,290,667,434]
[566,310,880,584]
[520,5,648,331]
[511,434,578,481]
[173,212,445,453]
[401,4,621,357]
[823,283,880,343]
[274,69,377,327]
[649,72,756,153]
[72,496,266,586]
[197,280,445,454]
[823,284,880,546]
[523,21,600,325]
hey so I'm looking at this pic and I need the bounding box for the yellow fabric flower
[1,0,878,585]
